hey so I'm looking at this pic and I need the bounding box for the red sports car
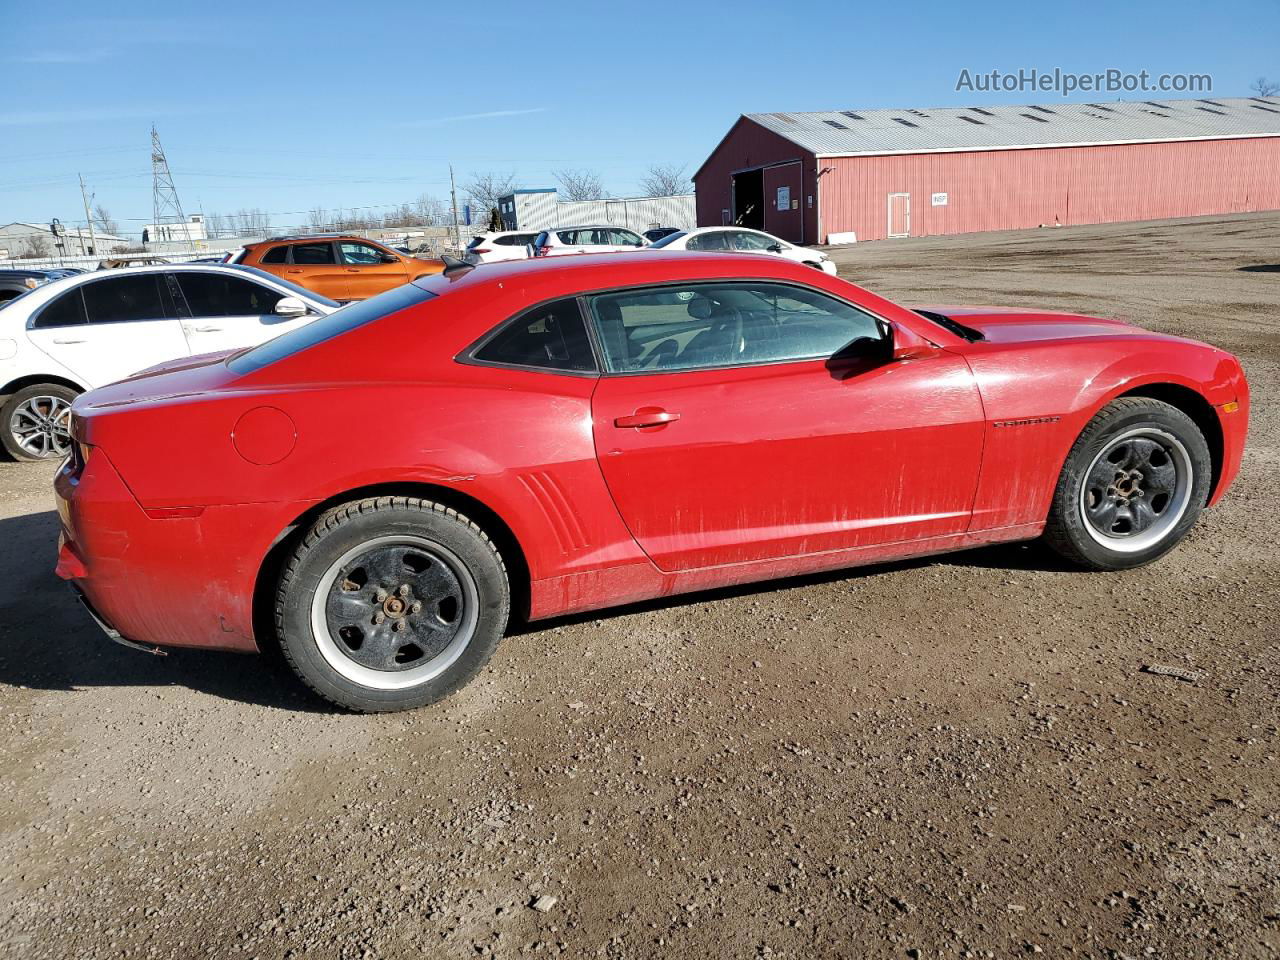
[54,252,1249,712]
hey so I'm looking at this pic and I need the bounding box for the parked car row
[461,224,838,275]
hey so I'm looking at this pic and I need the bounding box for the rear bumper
[67,582,166,655]
[53,447,299,655]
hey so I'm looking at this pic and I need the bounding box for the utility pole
[449,164,461,253]
[79,174,98,257]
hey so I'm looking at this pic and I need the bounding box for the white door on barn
[888,193,911,238]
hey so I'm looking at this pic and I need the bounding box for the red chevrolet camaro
[54,252,1248,711]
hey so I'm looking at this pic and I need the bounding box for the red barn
[692,97,1280,244]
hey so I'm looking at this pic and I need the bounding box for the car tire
[1043,398,1211,571]
[1,383,78,462]
[275,496,510,712]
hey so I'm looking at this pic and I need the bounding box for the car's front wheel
[1043,398,1211,570]
[275,496,509,712]
[2,383,78,462]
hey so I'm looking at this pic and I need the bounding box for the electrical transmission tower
[150,125,194,250]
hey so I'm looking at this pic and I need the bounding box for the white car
[464,231,539,264]
[0,264,337,461]
[530,225,649,258]
[648,227,838,275]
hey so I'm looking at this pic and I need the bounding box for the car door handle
[52,338,86,344]
[285,269,303,275]
[345,268,360,273]
[614,410,680,428]
[189,325,222,333]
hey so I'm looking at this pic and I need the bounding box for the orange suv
[231,235,444,301]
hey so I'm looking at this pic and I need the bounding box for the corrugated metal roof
[746,97,1280,156]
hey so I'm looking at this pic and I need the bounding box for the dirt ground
[1,212,1277,960]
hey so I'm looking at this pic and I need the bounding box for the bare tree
[639,163,689,198]
[92,203,120,236]
[413,193,446,226]
[306,207,329,232]
[553,168,607,201]
[204,211,227,237]
[232,208,271,236]
[462,172,517,217]
[18,234,51,259]
[1252,76,1280,97]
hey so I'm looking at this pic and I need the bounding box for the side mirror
[768,243,784,253]
[274,296,309,318]
[890,322,940,362]
[380,253,400,264]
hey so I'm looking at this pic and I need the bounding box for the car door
[170,271,313,354]
[25,274,192,388]
[284,241,349,300]
[587,280,986,572]
[338,240,409,300]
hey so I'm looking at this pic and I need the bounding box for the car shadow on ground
[0,509,327,712]
[1238,264,1280,273]
[2,508,1074,707]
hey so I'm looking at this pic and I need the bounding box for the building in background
[693,97,1280,244]
[499,188,696,233]
[0,222,129,259]
[142,214,207,245]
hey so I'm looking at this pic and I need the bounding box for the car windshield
[648,231,687,249]
[226,283,435,374]
[225,265,341,307]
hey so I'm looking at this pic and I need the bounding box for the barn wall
[693,118,818,243]
[818,137,1280,242]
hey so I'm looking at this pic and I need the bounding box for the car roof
[247,235,381,246]
[548,224,637,232]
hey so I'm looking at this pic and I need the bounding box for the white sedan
[648,227,838,275]
[464,231,540,264]
[0,264,337,461]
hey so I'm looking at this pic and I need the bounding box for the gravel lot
[2,213,1277,959]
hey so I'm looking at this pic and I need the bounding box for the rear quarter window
[260,245,289,264]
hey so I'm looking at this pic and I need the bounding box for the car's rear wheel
[1043,398,1211,570]
[2,383,78,462]
[275,496,509,712]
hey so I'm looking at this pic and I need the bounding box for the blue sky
[1,0,1276,239]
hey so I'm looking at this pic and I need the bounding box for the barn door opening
[888,193,910,238]
[732,169,764,230]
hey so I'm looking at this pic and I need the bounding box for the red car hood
[915,305,1174,345]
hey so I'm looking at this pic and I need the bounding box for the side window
[588,282,885,373]
[554,230,577,245]
[260,245,289,264]
[733,231,775,251]
[291,242,336,265]
[472,298,596,373]
[609,229,641,246]
[339,242,386,265]
[687,232,730,251]
[32,289,87,328]
[177,273,284,317]
[80,275,175,324]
